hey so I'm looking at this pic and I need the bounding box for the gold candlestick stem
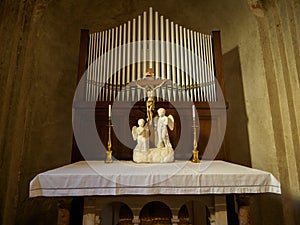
[105,116,113,163]
[191,119,200,163]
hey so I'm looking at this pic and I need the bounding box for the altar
[29,160,281,225]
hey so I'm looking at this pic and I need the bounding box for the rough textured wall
[0,0,299,224]
[248,1,300,224]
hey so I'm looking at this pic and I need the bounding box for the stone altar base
[133,147,174,163]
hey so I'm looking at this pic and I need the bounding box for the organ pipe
[85,7,217,103]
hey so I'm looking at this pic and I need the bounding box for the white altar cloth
[29,160,281,197]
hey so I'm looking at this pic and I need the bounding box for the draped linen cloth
[29,160,281,197]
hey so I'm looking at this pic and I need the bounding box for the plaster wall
[0,0,299,224]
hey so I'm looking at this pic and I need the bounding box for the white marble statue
[154,108,174,149]
[132,108,174,163]
[132,118,150,151]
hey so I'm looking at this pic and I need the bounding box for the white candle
[108,104,112,117]
[192,105,195,119]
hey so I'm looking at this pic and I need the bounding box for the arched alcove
[179,201,210,225]
[178,204,191,225]
[101,202,133,225]
[118,204,133,225]
[139,201,172,224]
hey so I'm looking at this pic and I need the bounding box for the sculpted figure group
[131,68,175,163]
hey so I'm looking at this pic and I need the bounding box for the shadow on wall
[223,47,251,167]
[250,194,284,225]
[293,198,300,222]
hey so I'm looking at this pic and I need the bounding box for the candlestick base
[105,150,113,163]
[191,149,200,163]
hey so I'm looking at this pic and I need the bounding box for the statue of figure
[132,69,175,163]
[146,94,155,124]
[132,118,150,151]
[154,108,174,149]
[134,68,170,123]
[132,110,175,163]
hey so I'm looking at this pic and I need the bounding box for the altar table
[29,160,281,225]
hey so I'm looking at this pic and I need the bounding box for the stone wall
[246,1,300,224]
[0,0,299,224]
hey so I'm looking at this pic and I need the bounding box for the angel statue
[132,118,150,151]
[132,110,175,163]
[154,108,174,149]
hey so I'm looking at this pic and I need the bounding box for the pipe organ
[73,7,228,163]
[84,7,219,103]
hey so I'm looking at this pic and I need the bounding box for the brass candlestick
[105,116,113,163]
[191,119,200,163]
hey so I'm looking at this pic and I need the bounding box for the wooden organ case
[72,7,229,164]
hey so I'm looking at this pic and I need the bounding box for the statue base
[133,147,174,163]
